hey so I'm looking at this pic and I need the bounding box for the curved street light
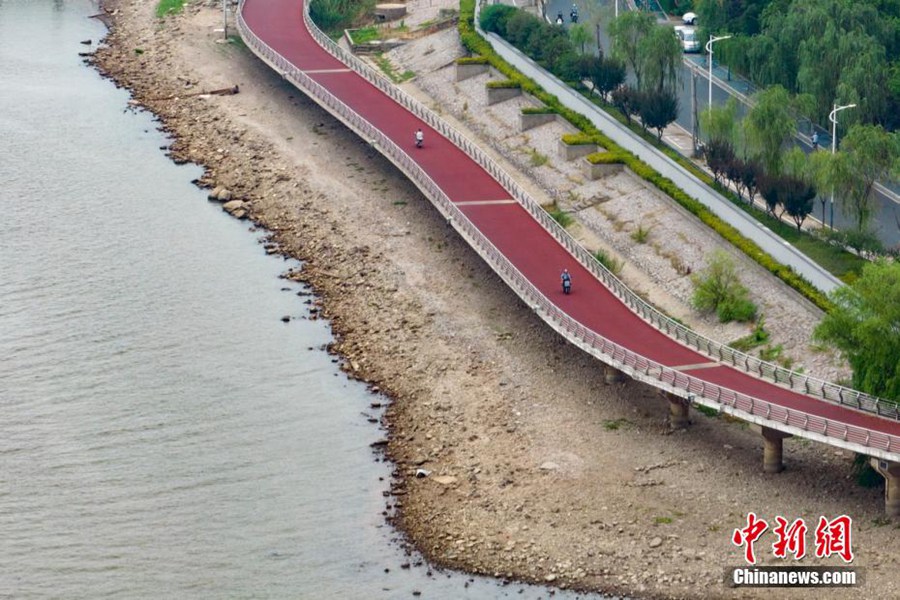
[828,102,857,229]
[706,35,732,109]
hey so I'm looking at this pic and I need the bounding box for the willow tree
[832,124,900,231]
[608,11,654,89]
[743,85,796,175]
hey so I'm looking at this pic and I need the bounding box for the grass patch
[603,418,629,430]
[372,53,415,83]
[654,516,673,525]
[729,319,770,352]
[156,0,186,17]
[529,149,549,167]
[349,26,380,44]
[593,249,623,276]
[546,204,573,228]
[631,223,651,244]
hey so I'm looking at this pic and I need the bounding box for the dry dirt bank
[91,2,898,598]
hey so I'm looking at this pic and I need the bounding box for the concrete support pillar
[751,426,792,473]
[869,459,900,518]
[667,393,691,429]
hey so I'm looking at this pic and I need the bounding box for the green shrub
[456,56,489,65]
[593,249,624,275]
[310,0,375,35]
[522,106,556,115]
[717,296,758,323]
[547,206,573,227]
[562,133,595,146]
[486,80,521,89]
[692,250,758,323]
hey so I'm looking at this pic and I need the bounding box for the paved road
[238,0,900,461]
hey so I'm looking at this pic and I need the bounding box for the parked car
[682,11,697,25]
[674,26,700,53]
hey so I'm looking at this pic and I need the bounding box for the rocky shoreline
[88,2,899,598]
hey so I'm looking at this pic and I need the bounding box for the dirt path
[91,2,899,598]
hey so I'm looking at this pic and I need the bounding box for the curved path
[237,0,900,466]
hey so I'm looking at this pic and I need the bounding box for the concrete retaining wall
[520,112,556,132]
[486,85,522,105]
[558,139,597,161]
[583,160,624,180]
[455,62,489,82]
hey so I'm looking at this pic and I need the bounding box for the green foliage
[692,250,758,323]
[631,223,652,244]
[547,205,573,227]
[156,0,185,17]
[706,0,900,129]
[729,318,770,352]
[348,26,379,44]
[700,98,742,149]
[456,56,489,65]
[588,56,626,102]
[639,89,679,141]
[458,0,837,310]
[608,11,655,89]
[814,260,900,401]
[529,149,549,167]
[833,124,900,231]
[639,25,681,94]
[594,249,624,275]
[562,133,595,145]
[486,80,521,89]
[743,85,796,174]
[521,106,556,115]
[310,0,375,35]
[478,3,516,34]
[852,454,884,488]
[373,53,415,83]
[568,23,593,55]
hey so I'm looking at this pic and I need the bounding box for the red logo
[733,514,854,564]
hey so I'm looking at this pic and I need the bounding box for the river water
[0,1,607,598]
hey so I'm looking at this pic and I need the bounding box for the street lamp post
[705,35,732,109]
[828,102,856,229]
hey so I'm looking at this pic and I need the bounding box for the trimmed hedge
[562,133,599,146]
[456,56,489,65]
[522,106,557,115]
[458,0,832,312]
[486,79,521,89]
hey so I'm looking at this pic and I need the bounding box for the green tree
[568,23,592,55]
[608,11,655,89]
[638,25,681,94]
[639,89,679,140]
[700,98,742,149]
[833,124,900,231]
[589,56,626,101]
[478,4,516,35]
[743,85,796,175]
[781,176,817,231]
[814,259,900,401]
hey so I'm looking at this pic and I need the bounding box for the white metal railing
[235,1,900,460]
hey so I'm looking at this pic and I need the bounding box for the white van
[674,26,700,53]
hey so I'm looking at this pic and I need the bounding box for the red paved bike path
[242,0,900,442]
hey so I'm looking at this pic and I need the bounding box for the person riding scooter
[561,269,572,294]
